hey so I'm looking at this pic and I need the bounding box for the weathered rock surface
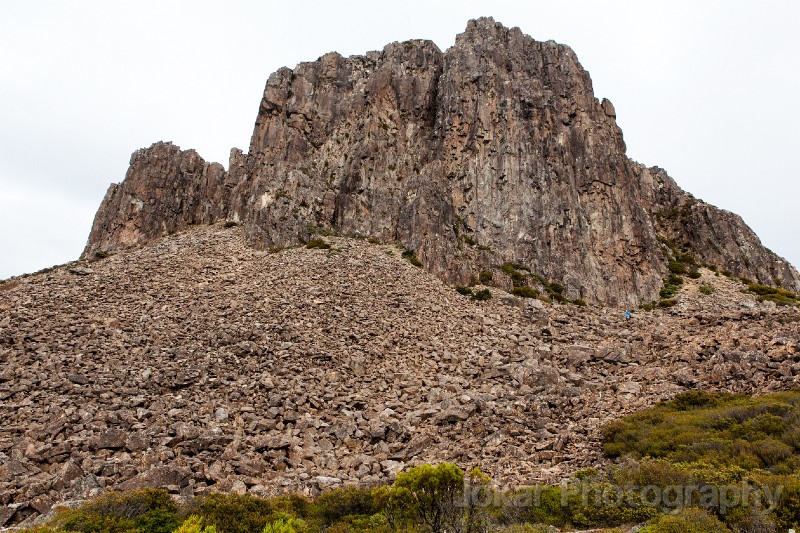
[81,18,800,306]
[3,224,800,525]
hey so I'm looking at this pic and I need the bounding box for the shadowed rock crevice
[82,17,800,305]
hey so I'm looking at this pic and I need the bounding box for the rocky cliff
[82,18,800,305]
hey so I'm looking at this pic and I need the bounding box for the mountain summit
[82,17,799,306]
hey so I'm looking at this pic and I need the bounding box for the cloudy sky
[2,0,798,279]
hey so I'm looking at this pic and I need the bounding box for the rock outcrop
[82,17,800,306]
[3,224,800,525]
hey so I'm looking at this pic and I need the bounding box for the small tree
[388,463,465,533]
[463,468,493,533]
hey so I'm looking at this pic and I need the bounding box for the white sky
[1,0,798,279]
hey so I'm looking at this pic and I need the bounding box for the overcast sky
[2,0,798,279]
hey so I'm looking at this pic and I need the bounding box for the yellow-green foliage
[174,515,217,533]
[187,492,283,533]
[639,507,732,532]
[305,239,331,250]
[602,389,800,473]
[511,483,659,528]
[261,514,307,533]
[748,283,798,306]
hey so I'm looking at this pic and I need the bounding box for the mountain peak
[81,20,800,305]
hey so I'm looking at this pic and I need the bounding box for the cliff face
[82,18,800,305]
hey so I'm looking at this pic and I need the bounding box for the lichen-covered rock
[82,17,800,305]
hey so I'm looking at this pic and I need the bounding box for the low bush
[472,289,492,301]
[456,286,473,296]
[479,270,494,284]
[668,260,688,275]
[639,507,732,532]
[501,263,526,287]
[58,489,180,533]
[401,250,423,267]
[188,492,277,533]
[305,239,331,250]
[747,283,798,306]
[660,285,679,298]
[602,390,800,474]
[511,286,538,298]
[699,285,715,295]
[261,515,307,533]
[311,486,387,528]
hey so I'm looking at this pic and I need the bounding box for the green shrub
[367,237,381,245]
[658,299,677,308]
[639,507,732,532]
[747,283,798,306]
[571,299,587,307]
[668,260,688,275]
[675,252,698,266]
[501,263,526,286]
[472,289,492,301]
[699,285,715,295]
[753,439,793,467]
[550,293,569,304]
[602,390,800,475]
[672,390,723,410]
[511,286,538,298]
[175,515,218,533]
[305,239,331,250]
[190,493,276,533]
[94,250,110,259]
[456,286,473,296]
[514,483,658,529]
[660,285,679,298]
[402,250,423,267]
[547,282,564,295]
[60,489,179,533]
[311,486,387,528]
[688,270,702,279]
[388,463,465,532]
[261,514,307,533]
[479,271,493,284]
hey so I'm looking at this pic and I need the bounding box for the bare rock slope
[82,18,800,307]
[2,224,799,525]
